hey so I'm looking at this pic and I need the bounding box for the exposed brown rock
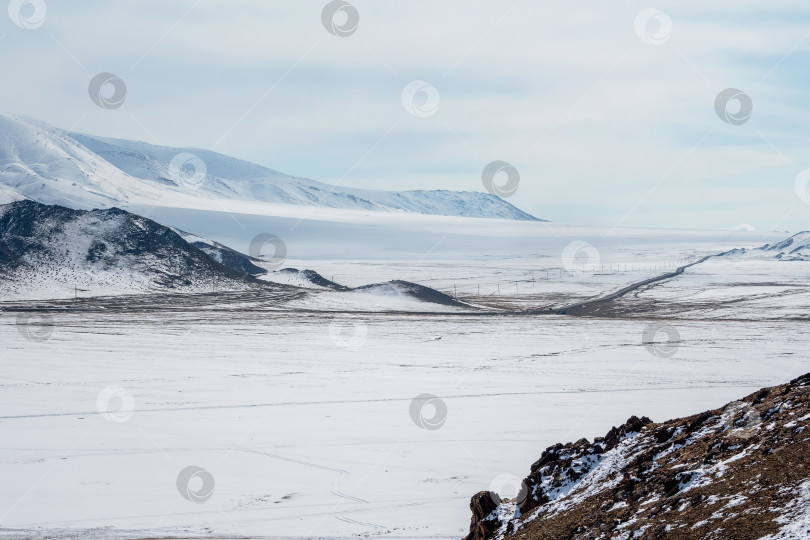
[464,374,810,539]
[464,491,502,540]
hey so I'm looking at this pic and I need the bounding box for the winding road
[530,254,717,316]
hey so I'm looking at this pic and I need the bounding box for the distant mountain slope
[72,130,540,220]
[0,115,171,209]
[709,231,810,262]
[0,200,269,299]
[464,374,810,540]
[0,114,541,221]
[0,200,479,309]
[0,183,28,205]
[760,231,810,261]
[170,228,267,276]
[263,268,349,290]
[354,279,464,306]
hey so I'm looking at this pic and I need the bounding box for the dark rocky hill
[0,200,270,299]
[465,374,810,540]
[171,228,267,276]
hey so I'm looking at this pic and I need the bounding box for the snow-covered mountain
[170,228,268,276]
[0,199,478,308]
[0,114,541,221]
[760,231,810,261]
[709,231,810,262]
[0,200,271,299]
[263,267,349,290]
[0,115,170,209]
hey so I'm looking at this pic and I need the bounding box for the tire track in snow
[0,384,760,420]
[331,490,369,503]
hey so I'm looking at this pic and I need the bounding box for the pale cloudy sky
[2,0,810,230]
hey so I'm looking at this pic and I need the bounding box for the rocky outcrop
[518,415,653,518]
[465,374,810,539]
[465,491,502,540]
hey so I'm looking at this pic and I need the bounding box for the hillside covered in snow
[759,231,810,261]
[0,114,540,221]
[0,200,478,311]
[0,200,272,299]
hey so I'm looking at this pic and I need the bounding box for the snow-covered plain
[601,233,810,320]
[139,203,788,311]
[0,116,806,537]
[0,312,807,539]
[1,226,808,539]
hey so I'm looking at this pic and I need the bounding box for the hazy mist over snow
[2,1,810,229]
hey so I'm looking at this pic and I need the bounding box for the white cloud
[2,0,810,230]
[731,223,756,232]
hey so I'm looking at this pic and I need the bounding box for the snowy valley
[0,120,808,540]
[5,2,810,538]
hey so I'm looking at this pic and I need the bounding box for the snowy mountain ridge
[761,231,810,261]
[710,231,810,262]
[0,199,478,310]
[0,199,270,299]
[0,114,541,221]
